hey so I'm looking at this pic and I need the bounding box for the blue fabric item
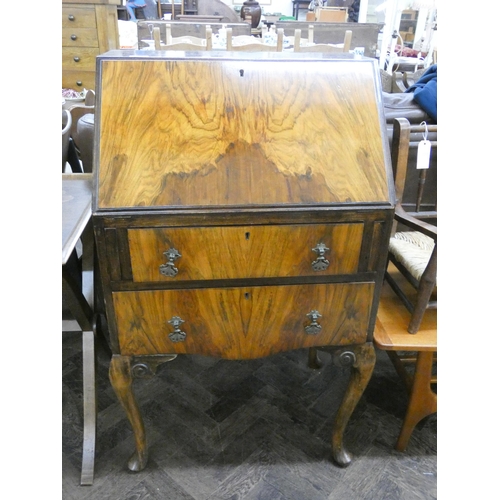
[405,64,437,122]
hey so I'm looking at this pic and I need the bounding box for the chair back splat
[153,25,213,50]
[293,28,351,53]
[226,27,284,51]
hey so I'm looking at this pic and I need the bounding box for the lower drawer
[63,70,96,91]
[113,282,374,359]
[63,47,101,71]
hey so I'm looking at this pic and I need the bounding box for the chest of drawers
[62,0,120,91]
[93,50,395,472]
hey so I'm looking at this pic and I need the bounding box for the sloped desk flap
[94,51,392,210]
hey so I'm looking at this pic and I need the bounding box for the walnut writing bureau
[92,50,395,472]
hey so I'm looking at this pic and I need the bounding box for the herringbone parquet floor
[62,280,437,500]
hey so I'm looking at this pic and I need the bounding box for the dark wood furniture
[62,173,96,485]
[292,0,310,19]
[92,50,395,472]
[276,21,383,58]
[62,0,120,91]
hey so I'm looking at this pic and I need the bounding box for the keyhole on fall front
[245,232,250,240]
[245,292,251,300]
[239,69,244,77]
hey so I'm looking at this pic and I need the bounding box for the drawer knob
[68,14,75,21]
[304,310,322,335]
[160,248,181,277]
[73,56,80,62]
[167,316,187,343]
[311,243,330,271]
[71,34,77,41]
[76,81,83,87]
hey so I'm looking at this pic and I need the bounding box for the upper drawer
[62,28,99,47]
[62,6,97,29]
[128,223,363,282]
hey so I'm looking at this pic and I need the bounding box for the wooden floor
[62,270,437,499]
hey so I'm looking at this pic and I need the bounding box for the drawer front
[62,6,97,29]
[62,47,100,71]
[62,28,99,48]
[113,282,374,358]
[63,70,96,91]
[128,224,363,282]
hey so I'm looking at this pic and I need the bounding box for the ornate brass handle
[167,316,186,343]
[311,243,330,271]
[160,247,181,277]
[304,310,322,335]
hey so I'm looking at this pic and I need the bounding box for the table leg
[395,351,437,452]
[331,343,376,467]
[80,328,96,485]
[63,262,96,485]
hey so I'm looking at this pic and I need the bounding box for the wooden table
[93,51,395,473]
[62,173,96,485]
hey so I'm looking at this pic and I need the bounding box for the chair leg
[395,351,437,451]
[408,246,437,334]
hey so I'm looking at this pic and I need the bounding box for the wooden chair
[373,116,437,452]
[385,117,437,334]
[153,25,212,50]
[293,28,351,53]
[226,27,284,52]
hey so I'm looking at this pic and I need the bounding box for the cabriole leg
[331,343,376,467]
[109,355,148,472]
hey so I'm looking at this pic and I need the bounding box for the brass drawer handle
[304,310,322,335]
[168,316,186,343]
[160,247,181,277]
[311,242,330,271]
